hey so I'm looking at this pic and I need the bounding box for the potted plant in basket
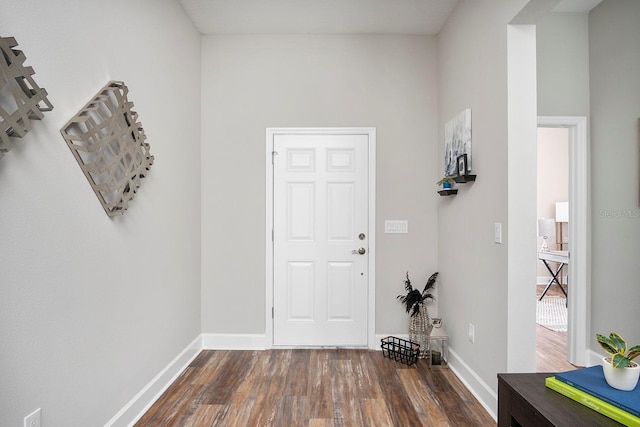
[397,272,438,358]
[596,331,640,391]
[436,176,456,190]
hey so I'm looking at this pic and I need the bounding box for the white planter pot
[602,357,640,391]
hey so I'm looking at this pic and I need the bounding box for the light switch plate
[385,220,408,234]
[24,408,41,427]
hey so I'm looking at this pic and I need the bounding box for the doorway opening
[536,116,590,369]
[535,126,574,372]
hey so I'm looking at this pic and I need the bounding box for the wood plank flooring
[135,349,496,426]
[536,284,580,373]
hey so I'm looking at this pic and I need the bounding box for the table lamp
[537,218,556,252]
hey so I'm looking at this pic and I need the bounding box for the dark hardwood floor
[133,285,573,426]
[536,283,579,373]
[135,349,496,426]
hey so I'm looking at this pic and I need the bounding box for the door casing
[265,127,377,349]
[537,116,590,367]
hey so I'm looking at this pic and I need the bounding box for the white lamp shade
[537,218,556,237]
[556,202,569,223]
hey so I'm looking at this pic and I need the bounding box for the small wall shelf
[453,174,477,183]
[438,189,458,196]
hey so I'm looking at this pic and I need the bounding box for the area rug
[536,296,567,332]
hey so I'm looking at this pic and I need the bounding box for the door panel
[273,133,368,346]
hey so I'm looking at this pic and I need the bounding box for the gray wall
[3,1,638,424]
[435,1,640,406]
[0,1,202,425]
[200,35,440,336]
[589,0,640,349]
[437,0,529,399]
[536,12,589,289]
[537,12,590,117]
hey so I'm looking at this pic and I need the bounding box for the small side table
[538,250,569,301]
[428,327,449,369]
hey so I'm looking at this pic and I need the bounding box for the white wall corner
[202,333,267,350]
[507,23,539,372]
[105,334,203,427]
[448,348,498,421]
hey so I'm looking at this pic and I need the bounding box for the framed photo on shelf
[457,154,468,176]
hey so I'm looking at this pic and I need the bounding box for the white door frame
[265,127,377,349]
[537,116,590,366]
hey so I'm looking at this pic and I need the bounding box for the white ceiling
[178,0,459,35]
[178,0,605,36]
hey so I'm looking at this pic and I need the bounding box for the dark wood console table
[498,373,620,426]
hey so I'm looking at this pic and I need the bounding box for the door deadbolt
[358,233,366,240]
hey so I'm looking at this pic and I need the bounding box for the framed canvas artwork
[444,109,471,177]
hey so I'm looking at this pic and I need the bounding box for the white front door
[273,133,369,346]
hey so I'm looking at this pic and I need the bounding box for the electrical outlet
[24,408,41,427]
[468,323,475,343]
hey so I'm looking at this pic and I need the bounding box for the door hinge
[272,307,274,319]
[272,229,274,242]
[272,151,278,164]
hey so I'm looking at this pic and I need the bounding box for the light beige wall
[0,1,202,425]
[589,0,640,348]
[537,128,569,278]
[200,35,440,336]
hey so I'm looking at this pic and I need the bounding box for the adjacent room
[1,0,638,425]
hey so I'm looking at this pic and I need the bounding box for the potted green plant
[596,331,640,391]
[436,176,456,190]
[397,272,438,358]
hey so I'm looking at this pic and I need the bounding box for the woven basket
[409,303,433,358]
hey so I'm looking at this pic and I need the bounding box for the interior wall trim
[538,115,590,367]
[105,335,202,427]
[448,347,498,422]
[202,333,267,350]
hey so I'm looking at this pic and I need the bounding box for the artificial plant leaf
[612,353,630,368]
[627,345,640,361]
[596,334,618,355]
[609,332,627,354]
[422,272,439,299]
[404,272,413,292]
[423,272,439,291]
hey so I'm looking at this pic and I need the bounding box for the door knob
[352,247,366,255]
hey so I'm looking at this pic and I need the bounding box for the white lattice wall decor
[60,81,154,217]
[0,36,53,159]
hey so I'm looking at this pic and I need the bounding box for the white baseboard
[105,335,202,427]
[202,333,406,350]
[202,333,267,350]
[375,333,409,349]
[375,337,497,420]
[447,347,498,421]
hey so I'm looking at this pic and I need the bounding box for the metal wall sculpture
[0,36,53,159]
[60,81,154,217]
